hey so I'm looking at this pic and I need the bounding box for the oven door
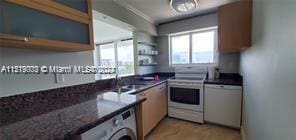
[168,84,203,112]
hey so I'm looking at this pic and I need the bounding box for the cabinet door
[0,0,93,51]
[218,1,252,53]
[55,0,89,13]
[6,0,91,23]
[142,88,158,136]
[155,83,167,121]
[204,85,242,128]
[136,83,168,140]
[218,2,237,53]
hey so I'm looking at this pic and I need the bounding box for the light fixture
[170,0,198,13]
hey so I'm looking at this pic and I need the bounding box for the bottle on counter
[214,68,220,79]
[154,75,160,81]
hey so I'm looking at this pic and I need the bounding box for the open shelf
[138,53,158,56]
[138,41,158,47]
[139,63,158,66]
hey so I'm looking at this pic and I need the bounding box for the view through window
[97,39,134,79]
[170,28,217,65]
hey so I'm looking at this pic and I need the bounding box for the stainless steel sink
[122,84,146,89]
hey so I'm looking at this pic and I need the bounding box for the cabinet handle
[0,34,28,42]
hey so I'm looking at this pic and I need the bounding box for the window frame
[95,38,134,80]
[169,27,218,67]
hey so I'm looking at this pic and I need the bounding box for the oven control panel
[168,81,203,87]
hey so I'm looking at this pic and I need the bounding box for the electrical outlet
[55,73,65,83]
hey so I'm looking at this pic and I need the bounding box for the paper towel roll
[208,66,216,79]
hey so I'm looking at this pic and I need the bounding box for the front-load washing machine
[80,108,137,140]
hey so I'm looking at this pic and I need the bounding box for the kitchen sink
[111,88,133,93]
[122,84,146,89]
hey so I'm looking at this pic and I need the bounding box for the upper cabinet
[0,0,94,51]
[218,0,252,53]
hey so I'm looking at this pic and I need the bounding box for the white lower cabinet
[204,84,242,128]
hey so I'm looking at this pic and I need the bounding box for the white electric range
[167,67,207,123]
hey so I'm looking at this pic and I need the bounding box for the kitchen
[0,0,296,140]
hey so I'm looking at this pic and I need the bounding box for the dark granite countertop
[205,73,243,86]
[0,77,171,140]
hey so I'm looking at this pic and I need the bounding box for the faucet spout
[114,74,122,89]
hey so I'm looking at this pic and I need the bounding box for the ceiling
[115,0,238,24]
[93,20,132,43]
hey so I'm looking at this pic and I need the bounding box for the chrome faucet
[114,74,122,89]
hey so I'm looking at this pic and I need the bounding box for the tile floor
[146,117,241,140]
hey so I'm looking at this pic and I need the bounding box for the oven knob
[113,119,120,127]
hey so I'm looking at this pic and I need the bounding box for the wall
[0,47,95,98]
[92,0,157,36]
[93,19,132,43]
[156,13,240,73]
[240,0,296,139]
[158,13,218,36]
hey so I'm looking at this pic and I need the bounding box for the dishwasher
[204,84,242,128]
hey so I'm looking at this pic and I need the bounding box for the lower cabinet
[204,84,242,128]
[136,83,167,140]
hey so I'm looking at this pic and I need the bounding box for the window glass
[169,28,217,66]
[96,39,134,79]
[171,35,190,64]
[192,31,215,63]
[117,40,134,76]
[99,43,116,79]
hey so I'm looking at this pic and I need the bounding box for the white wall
[156,36,174,72]
[0,47,95,98]
[93,20,132,43]
[156,13,240,73]
[240,0,296,139]
[92,0,157,35]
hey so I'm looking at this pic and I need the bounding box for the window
[99,42,116,79]
[117,40,134,76]
[96,39,134,79]
[171,34,190,64]
[170,28,218,66]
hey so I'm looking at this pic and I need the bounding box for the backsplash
[0,75,136,126]
[0,82,96,126]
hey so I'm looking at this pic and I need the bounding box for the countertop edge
[204,81,243,86]
[67,97,146,138]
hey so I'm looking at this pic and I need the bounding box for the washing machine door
[109,128,136,140]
